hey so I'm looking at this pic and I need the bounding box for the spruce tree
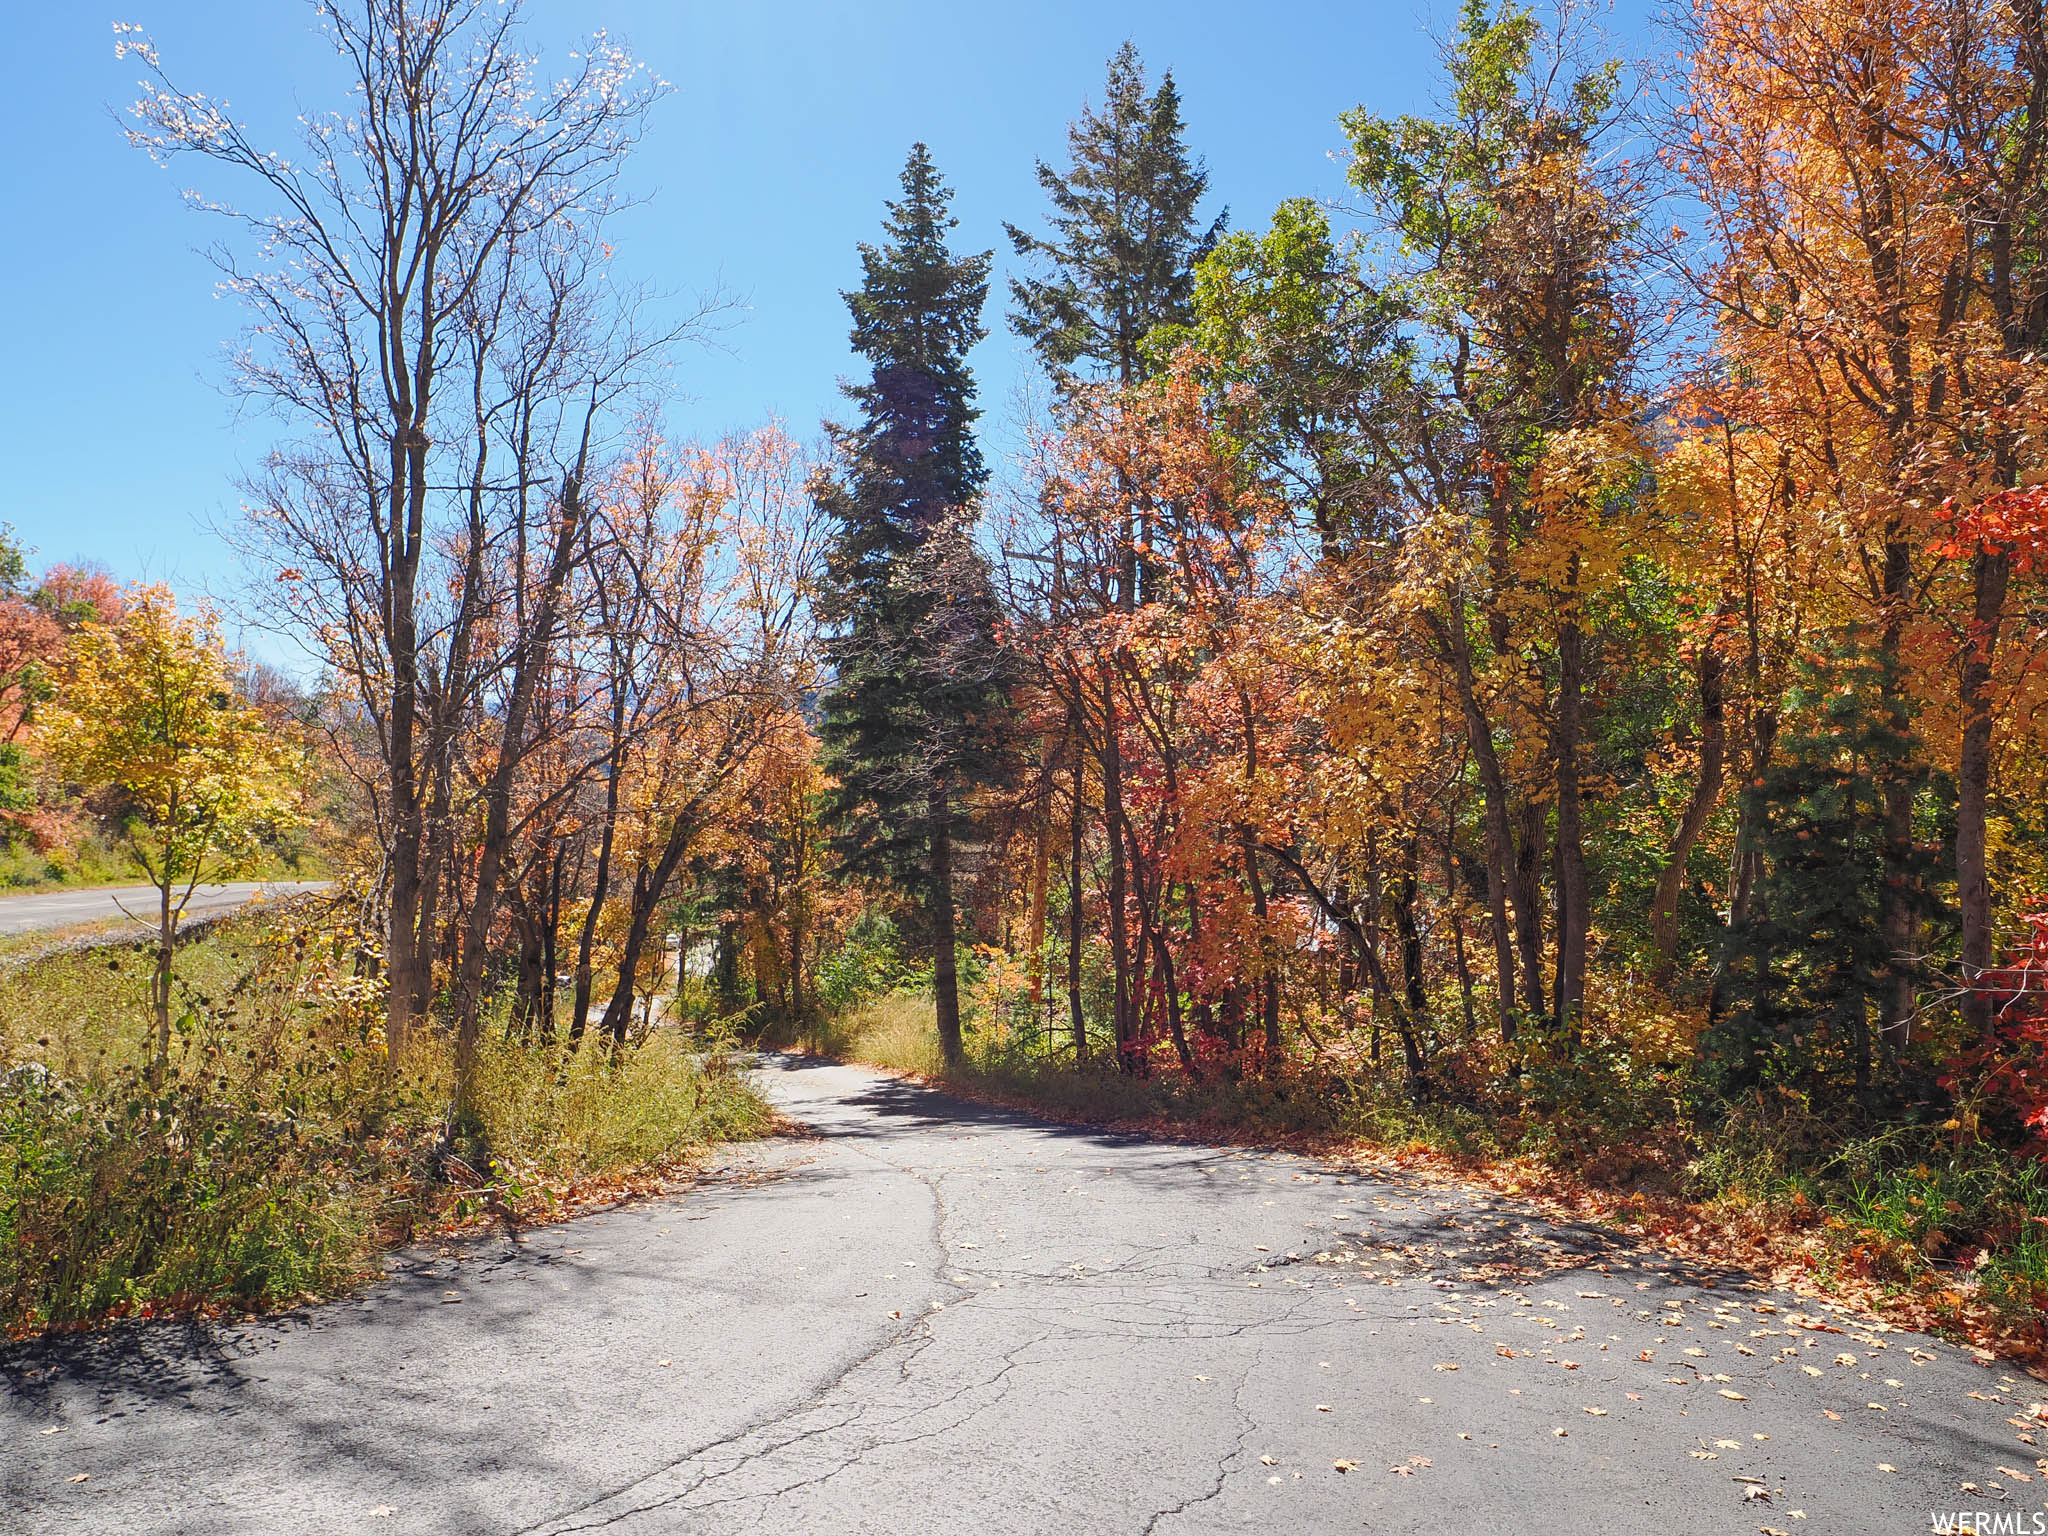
[1005,41,1226,389]
[1709,634,1951,1102]
[818,144,1009,1069]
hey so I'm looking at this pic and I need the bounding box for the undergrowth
[0,910,769,1334]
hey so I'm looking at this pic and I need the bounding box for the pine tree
[1005,41,1226,390]
[818,144,1009,1068]
[1708,634,1952,1102]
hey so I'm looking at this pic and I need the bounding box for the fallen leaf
[67,1474,88,1484]
[1719,1390,1749,1400]
[1316,1403,1332,1413]
[1800,1366,1823,1377]
[1434,1363,1459,1371]
[1259,1455,1277,1466]
[1877,1463,1896,1473]
[1692,1450,1720,1460]
[1835,1353,1856,1366]
[1822,1410,1842,1421]
[1333,1459,1357,1473]
[1553,1427,1569,1437]
[1584,1406,1608,1416]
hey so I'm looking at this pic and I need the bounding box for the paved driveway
[3,1055,2040,1533]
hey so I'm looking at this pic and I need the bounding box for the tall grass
[0,911,769,1334]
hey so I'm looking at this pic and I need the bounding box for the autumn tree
[43,588,303,1073]
[1341,0,1645,1038]
[1676,0,2048,1042]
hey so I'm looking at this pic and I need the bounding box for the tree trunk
[570,741,627,1049]
[1067,733,1087,1061]
[1512,796,1550,1026]
[1876,532,1918,1055]
[1552,613,1590,1034]
[449,472,590,1113]
[1651,625,1727,987]
[153,864,175,1078]
[538,844,563,1046]
[1241,829,1282,1067]
[929,782,964,1070]
[1027,738,1051,1010]
[1445,828,1478,1038]
[1395,838,1428,1015]
[1435,600,1520,1040]
[382,426,429,1067]
[1099,673,1135,1068]
[596,819,700,1047]
[1958,549,2011,1034]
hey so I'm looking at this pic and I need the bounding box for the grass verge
[0,908,771,1335]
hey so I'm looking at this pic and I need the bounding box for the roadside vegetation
[0,908,768,1334]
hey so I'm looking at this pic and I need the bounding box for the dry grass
[0,910,771,1334]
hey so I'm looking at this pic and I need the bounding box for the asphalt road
[5,1055,2044,1534]
[0,881,331,936]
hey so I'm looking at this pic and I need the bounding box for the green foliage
[817,145,1012,891]
[1147,198,1408,549]
[814,907,919,1014]
[1709,635,1952,1097]
[0,743,34,816]
[1005,41,1223,387]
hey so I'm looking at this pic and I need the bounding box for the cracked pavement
[7,1054,2048,1533]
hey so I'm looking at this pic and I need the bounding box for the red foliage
[1945,907,2048,1150]
[1935,486,2048,574]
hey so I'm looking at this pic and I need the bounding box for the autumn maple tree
[42,587,304,1073]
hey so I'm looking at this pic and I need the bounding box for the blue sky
[0,0,1656,650]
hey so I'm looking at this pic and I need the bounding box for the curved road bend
[3,1054,2040,1534]
[0,881,331,937]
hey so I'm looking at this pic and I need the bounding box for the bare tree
[120,1,697,1066]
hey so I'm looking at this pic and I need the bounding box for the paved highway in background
[0,880,331,936]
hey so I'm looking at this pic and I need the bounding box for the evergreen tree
[1005,41,1225,389]
[818,144,1010,1068]
[1708,634,1952,1101]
